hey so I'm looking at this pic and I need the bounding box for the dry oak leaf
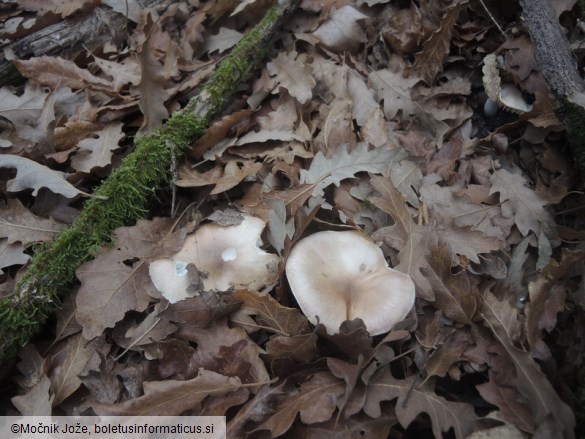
[369,175,435,300]
[137,18,172,134]
[483,306,576,438]
[476,379,535,434]
[525,249,585,359]
[265,333,319,364]
[364,369,479,438]
[175,160,262,195]
[348,72,381,127]
[266,50,316,104]
[186,321,270,385]
[203,27,243,54]
[0,83,46,128]
[301,142,407,199]
[15,0,95,17]
[48,333,108,406]
[421,245,479,324]
[369,69,421,120]
[437,226,505,265]
[227,383,288,437]
[407,2,461,83]
[93,369,246,416]
[424,329,471,382]
[80,355,123,405]
[490,167,554,237]
[122,302,178,349]
[419,183,510,240]
[14,56,114,94]
[313,5,368,52]
[0,240,30,273]
[93,56,141,92]
[254,372,345,437]
[101,0,143,22]
[0,155,91,198]
[70,122,124,172]
[481,289,523,345]
[0,198,66,245]
[75,217,174,339]
[11,375,53,416]
[231,289,311,336]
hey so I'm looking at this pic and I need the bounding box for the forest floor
[0,0,584,438]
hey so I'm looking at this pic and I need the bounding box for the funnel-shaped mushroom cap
[285,231,415,335]
[149,215,279,303]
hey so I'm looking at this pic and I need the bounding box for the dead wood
[520,0,585,173]
[0,0,165,86]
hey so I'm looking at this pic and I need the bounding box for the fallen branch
[520,0,585,173]
[0,0,165,86]
[0,0,299,369]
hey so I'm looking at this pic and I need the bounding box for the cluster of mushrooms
[149,214,415,335]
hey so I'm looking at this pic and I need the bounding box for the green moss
[0,116,208,362]
[0,2,296,368]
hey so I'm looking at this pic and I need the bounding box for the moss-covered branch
[0,0,299,369]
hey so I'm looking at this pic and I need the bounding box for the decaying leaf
[422,245,479,324]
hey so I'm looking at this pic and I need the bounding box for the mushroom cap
[149,214,279,303]
[285,230,415,335]
[149,259,192,303]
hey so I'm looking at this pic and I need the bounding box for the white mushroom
[285,230,415,335]
[149,214,280,303]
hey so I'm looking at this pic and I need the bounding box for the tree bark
[520,0,585,173]
[0,0,300,370]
